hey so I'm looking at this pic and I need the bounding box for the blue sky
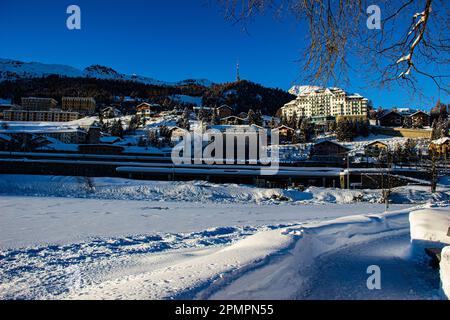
[0,0,447,109]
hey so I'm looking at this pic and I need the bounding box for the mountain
[0,58,213,87]
[288,85,323,96]
[0,59,294,116]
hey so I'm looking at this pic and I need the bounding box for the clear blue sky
[0,0,447,109]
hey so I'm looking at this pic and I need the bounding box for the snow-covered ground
[0,174,448,300]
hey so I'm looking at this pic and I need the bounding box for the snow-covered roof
[207,124,265,132]
[378,110,402,119]
[276,125,295,131]
[432,137,450,145]
[220,116,246,121]
[409,110,430,117]
[0,133,12,141]
[99,136,122,144]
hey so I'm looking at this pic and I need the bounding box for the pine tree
[269,117,277,129]
[128,115,138,133]
[255,109,263,126]
[111,119,124,138]
[247,109,257,125]
[439,118,449,138]
[211,107,219,125]
[177,108,191,130]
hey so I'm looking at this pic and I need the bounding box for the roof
[378,110,402,119]
[220,116,246,121]
[0,133,12,141]
[99,136,122,144]
[366,140,388,147]
[276,125,295,131]
[313,140,351,150]
[431,137,450,145]
[217,105,232,110]
[409,110,430,117]
[207,124,265,132]
[136,102,160,109]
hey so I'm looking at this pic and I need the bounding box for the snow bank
[441,246,450,299]
[2,174,447,206]
[66,206,413,300]
[0,175,304,204]
[63,228,294,300]
[203,207,417,300]
[410,208,450,300]
[409,208,450,245]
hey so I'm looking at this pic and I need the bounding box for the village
[0,88,448,192]
[1,0,449,304]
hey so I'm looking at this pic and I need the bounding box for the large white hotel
[280,86,368,121]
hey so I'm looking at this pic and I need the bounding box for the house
[216,105,233,119]
[193,106,213,115]
[276,125,295,144]
[261,115,279,128]
[409,111,430,128]
[101,107,122,119]
[220,116,248,125]
[168,126,188,143]
[238,112,248,119]
[429,137,450,158]
[0,104,16,120]
[136,103,161,119]
[378,111,403,127]
[310,140,350,163]
[364,141,388,157]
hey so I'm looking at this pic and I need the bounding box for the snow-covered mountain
[288,85,323,96]
[0,58,213,87]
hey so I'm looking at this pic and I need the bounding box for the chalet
[168,126,188,143]
[238,112,248,119]
[429,137,450,158]
[220,116,248,125]
[136,103,161,119]
[378,111,403,127]
[216,105,233,119]
[409,111,430,128]
[364,141,388,157]
[276,125,295,144]
[193,106,213,115]
[101,107,122,119]
[310,140,350,163]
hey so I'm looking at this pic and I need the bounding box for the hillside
[202,80,295,115]
[0,59,294,116]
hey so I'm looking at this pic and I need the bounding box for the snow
[410,208,450,245]
[99,136,121,144]
[288,85,322,96]
[206,207,446,300]
[0,58,213,87]
[170,95,202,106]
[441,246,450,299]
[1,174,447,207]
[0,120,85,133]
[0,173,448,300]
[432,137,450,145]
